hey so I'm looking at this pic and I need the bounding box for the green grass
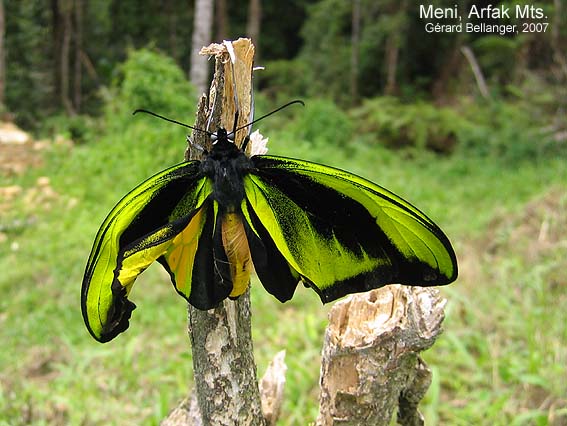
[1,112,566,425]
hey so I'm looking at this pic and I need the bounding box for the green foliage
[472,36,521,85]
[299,0,352,103]
[4,0,566,128]
[506,70,567,131]
[348,96,565,161]
[106,48,197,122]
[455,100,557,162]
[39,114,98,145]
[351,97,462,153]
[5,1,55,128]
[257,59,313,101]
[284,98,354,147]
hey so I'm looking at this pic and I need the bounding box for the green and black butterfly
[81,108,458,343]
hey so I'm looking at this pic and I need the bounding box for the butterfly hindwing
[161,200,234,310]
[241,199,301,302]
[243,155,458,304]
[81,161,215,342]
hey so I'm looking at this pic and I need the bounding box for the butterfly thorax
[200,128,253,210]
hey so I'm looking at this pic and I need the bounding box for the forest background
[0,1,566,425]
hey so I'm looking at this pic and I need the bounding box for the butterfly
[81,109,458,343]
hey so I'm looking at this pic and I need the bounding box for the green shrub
[39,114,98,144]
[105,48,197,126]
[351,97,463,153]
[286,98,353,147]
[257,59,313,101]
[472,36,520,85]
[455,100,554,162]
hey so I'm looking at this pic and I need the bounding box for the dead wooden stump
[316,285,446,426]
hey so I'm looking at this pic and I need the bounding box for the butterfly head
[211,128,235,146]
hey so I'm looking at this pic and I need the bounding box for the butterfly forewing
[243,155,457,303]
[81,162,213,342]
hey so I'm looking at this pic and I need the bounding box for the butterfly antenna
[133,109,213,136]
[234,100,305,133]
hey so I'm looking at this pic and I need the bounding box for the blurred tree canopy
[2,0,566,133]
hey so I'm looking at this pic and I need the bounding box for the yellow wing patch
[221,212,252,298]
[163,206,207,296]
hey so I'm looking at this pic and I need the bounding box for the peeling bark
[316,285,446,426]
[189,292,264,426]
[189,39,262,426]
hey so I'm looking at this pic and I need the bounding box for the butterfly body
[82,127,458,343]
[200,128,252,209]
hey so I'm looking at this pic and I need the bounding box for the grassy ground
[0,114,566,425]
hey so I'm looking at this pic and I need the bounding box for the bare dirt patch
[0,122,48,175]
[0,122,68,242]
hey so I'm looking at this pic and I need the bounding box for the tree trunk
[58,0,75,115]
[73,0,83,112]
[165,0,179,62]
[384,32,400,95]
[461,46,490,99]
[432,0,467,101]
[51,0,62,106]
[215,0,229,41]
[190,0,214,96]
[551,0,567,80]
[350,0,360,104]
[383,0,407,96]
[431,41,463,102]
[246,0,261,58]
[0,0,5,107]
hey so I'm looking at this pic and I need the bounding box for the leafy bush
[351,97,463,153]
[39,114,98,144]
[299,0,352,103]
[285,98,354,147]
[456,100,556,162]
[472,36,520,85]
[105,48,197,126]
[257,59,313,101]
[349,96,564,161]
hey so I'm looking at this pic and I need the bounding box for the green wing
[242,155,458,304]
[81,162,226,343]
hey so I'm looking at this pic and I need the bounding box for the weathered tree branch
[461,45,490,99]
[189,39,263,426]
[162,38,265,426]
[316,285,446,426]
